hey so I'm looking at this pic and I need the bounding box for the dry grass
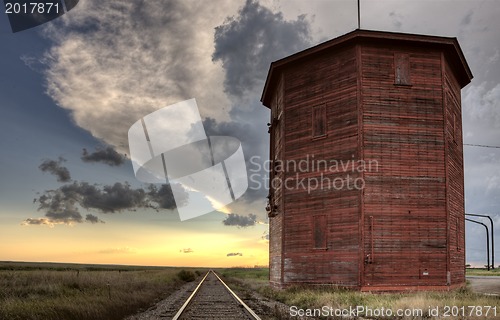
[224,268,500,320]
[0,263,201,320]
[466,268,500,276]
[260,286,499,319]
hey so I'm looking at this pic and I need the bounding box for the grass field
[223,268,500,320]
[220,267,269,281]
[466,267,500,276]
[0,261,205,320]
[2,262,498,320]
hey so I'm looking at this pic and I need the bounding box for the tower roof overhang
[261,29,473,108]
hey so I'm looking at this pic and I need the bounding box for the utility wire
[464,144,500,149]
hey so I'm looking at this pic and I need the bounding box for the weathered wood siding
[279,45,361,286]
[269,76,284,286]
[361,44,449,287]
[264,30,470,291]
[443,57,466,285]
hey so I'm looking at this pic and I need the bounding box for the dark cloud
[460,10,473,26]
[203,117,269,203]
[33,188,82,225]
[147,184,188,210]
[37,182,148,215]
[389,11,403,29]
[26,181,188,226]
[181,248,194,254]
[213,0,312,98]
[223,213,257,227]
[85,214,104,224]
[81,146,126,166]
[43,197,82,223]
[39,157,71,182]
[77,182,149,213]
[227,252,243,257]
[262,231,269,241]
[209,1,313,208]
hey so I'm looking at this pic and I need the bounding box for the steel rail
[172,270,261,320]
[171,271,210,320]
[212,271,262,320]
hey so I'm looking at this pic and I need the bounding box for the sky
[0,0,499,268]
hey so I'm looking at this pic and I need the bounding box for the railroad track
[172,270,261,320]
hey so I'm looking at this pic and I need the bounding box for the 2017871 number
[5,2,59,14]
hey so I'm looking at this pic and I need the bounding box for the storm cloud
[147,184,188,210]
[208,0,314,209]
[38,157,71,182]
[38,181,150,213]
[15,0,500,266]
[24,181,188,226]
[36,0,315,223]
[81,146,126,166]
[85,214,104,224]
[222,213,257,227]
[213,0,312,98]
[262,231,269,241]
[41,0,238,154]
[203,117,268,203]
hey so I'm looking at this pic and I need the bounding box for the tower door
[363,215,448,287]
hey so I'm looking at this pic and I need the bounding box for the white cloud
[21,218,56,227]
[41,0,241,153]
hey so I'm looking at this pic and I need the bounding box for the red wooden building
[261,29,472,291]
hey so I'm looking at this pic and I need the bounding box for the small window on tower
[394,53,411,85]
[313,215,327,249]
[312,104,326,138]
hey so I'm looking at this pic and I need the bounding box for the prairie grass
[466,268,500,276]
[224,268,500,320]
[258,285,499,319]
[220,267,269,281]
[0,263,201,320]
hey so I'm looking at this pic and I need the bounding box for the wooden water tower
[261,30,472,291]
